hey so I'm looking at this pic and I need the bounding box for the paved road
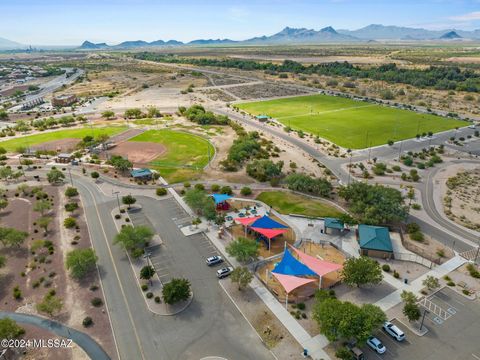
[0,311,110,360]
[9,68,84,111]
[74,175,272,360]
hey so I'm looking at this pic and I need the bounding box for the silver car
[217,267,233,279]
[367,336,386,354]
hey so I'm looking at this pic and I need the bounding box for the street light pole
[420,309,430,331]
[113,190,121,210]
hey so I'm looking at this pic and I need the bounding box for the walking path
[0,311,110,360]
[374,255,467,311]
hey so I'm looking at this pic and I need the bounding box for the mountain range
[2,24,480,51]
[77,24,480,49]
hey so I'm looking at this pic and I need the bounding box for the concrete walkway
[375,255,467,311]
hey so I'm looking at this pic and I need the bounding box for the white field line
[275,104,376,120]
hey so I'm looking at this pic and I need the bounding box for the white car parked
[367,336,386,354]
[216,267,233,279]
[383,321,406,341]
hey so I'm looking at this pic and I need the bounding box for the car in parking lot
[217,267,233,279]
[383,321,406,341]
[367,336,386,354]
[206,255,223,266]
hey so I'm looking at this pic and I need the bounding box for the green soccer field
[129,129,215,183]
[0,126,127,152]
[237,95,466,149]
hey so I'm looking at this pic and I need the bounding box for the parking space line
[472,354,480,360]
[379,333,401,348]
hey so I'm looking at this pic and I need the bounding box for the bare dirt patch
[31,138,80,152]
[227,83,310,100]
[106,141,166,166]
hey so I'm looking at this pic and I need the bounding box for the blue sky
[2,0,480,45]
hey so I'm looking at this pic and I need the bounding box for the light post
[419,308,430,331]
[68,168,73,186]
[113,190,121,211]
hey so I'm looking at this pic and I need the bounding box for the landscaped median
[110,204,192,315]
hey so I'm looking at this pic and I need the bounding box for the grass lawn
[237,94,466,149]
[256,191,344,218]
[129,129,215,183]
[0,126,127,152]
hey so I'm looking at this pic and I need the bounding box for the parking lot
[363,287,480,360]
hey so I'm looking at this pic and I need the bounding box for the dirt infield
[30,138,80,152]
[106,141,166,165]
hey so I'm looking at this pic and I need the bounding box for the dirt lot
[31,138,80,153]
[105,141,166,166]
[227,83,311,100]
[440,163,480,231]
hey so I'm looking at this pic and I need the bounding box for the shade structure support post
[285,292,288,309]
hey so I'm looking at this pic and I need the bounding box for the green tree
[338,182,408,225]
[101,110,115,120]
[341,256,383,287]
[64,202,79,213]
[36,292,63,316]
[0,255,6,268]
[0,110,9,120]
[124,108,143,119]
[64,217,77,229]
[0,318,25,339]
[240,187,252,196]
[122,194,136,209]
[114,225,153,253]
[47,168,65,184]
[403,301,421,322]
[90,171,100,180]
[226,237,259,263]
[37,216,53,234]
[108,155,133,173]
[230,267,253,290]
[422,275,440,291]
[0,227,28,247]
[184,189,216,220]
[246,159,283,182]
[0,198,8,212]
[146,106,161,118]
[20,158,34,168]
[65,187,78,197]
[162,278,191,305]
[0,167,13,181]
[66,248,98,279]
[33,199,51,216]
[140,265,156,284]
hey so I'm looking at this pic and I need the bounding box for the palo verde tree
[230,267,253,290]
[66,248,98,279]
[341,256,383,288]
[122,194,137,209]
[113,225,153,256]
[46,168,65,184]
[226,237,259,263]
[140,265,156,284]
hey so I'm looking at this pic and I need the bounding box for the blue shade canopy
[251,215,288,229]
[130,168,152,178]
[210,193,232,205]
[272,249,317,276]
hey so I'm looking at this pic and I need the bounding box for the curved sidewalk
[0,311,110,360]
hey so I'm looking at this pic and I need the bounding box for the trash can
[404,278,408,284]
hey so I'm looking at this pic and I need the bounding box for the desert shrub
[382,264,390,272]
[156,188,167,196]
[146,292,153,299]
[82,317,93,327]
[91,297,103,307]
[141,284,148,291]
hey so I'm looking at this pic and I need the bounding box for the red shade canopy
[272,273,316,294]
[289,245,343,277]
[234,216,261,226]
[251,227,288,239]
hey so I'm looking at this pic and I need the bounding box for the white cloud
[449,11,480,21]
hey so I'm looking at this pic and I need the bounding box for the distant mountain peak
[320,26,337,34]
[440,31,462,39]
